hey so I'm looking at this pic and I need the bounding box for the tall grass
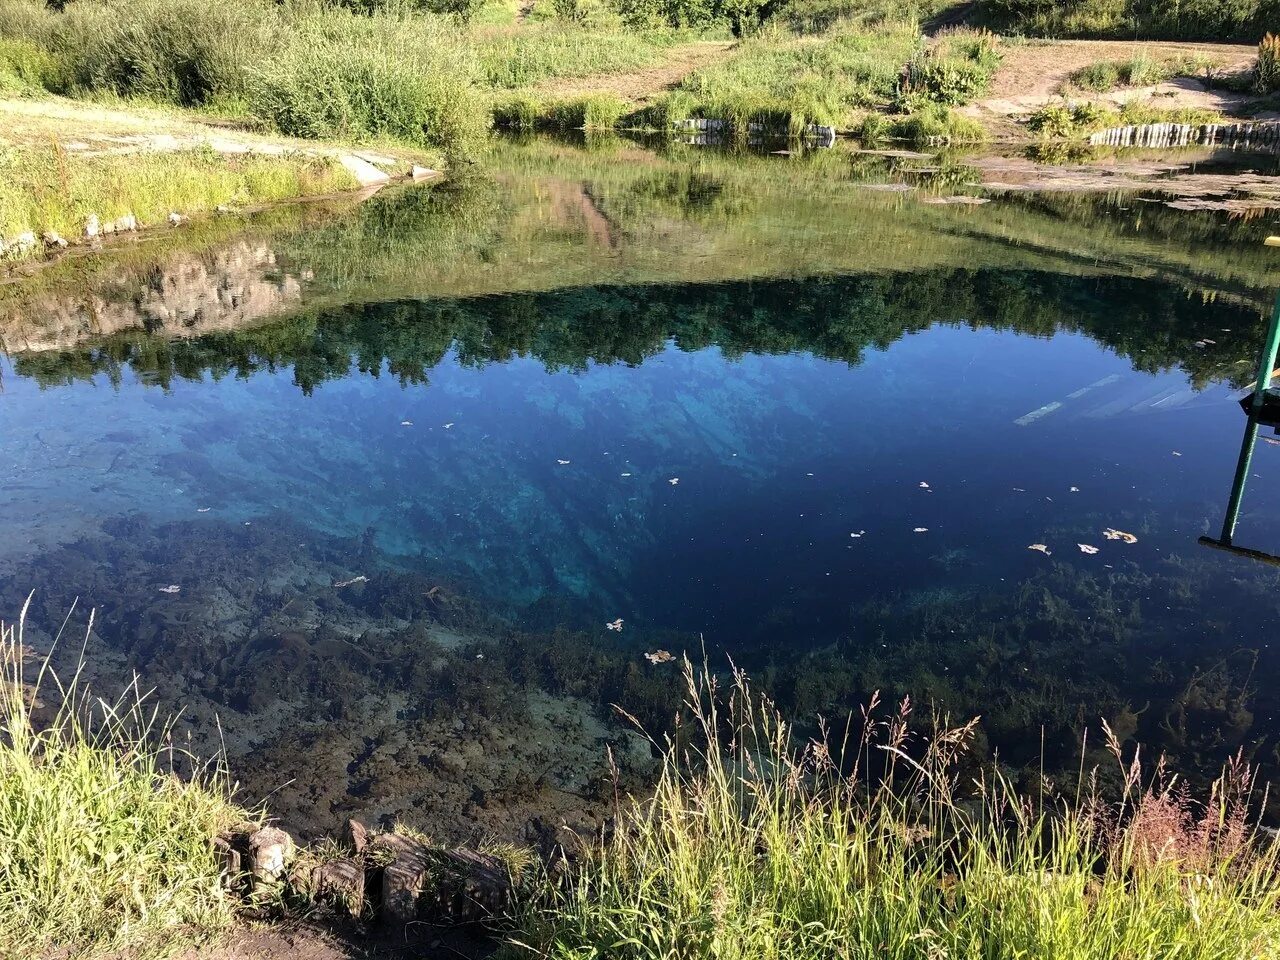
[0,599,253,957]
[0,143,357,253]
[512,660,1280,960]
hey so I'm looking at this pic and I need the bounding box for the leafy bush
[1070,59,1123,91]
[0,36,55,94]
[492,92,543,129]
[1027,99,1117,137]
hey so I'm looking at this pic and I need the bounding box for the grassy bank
[511,662,1280,959]
[0,604,253,957]
[0,142,359,251]
[978,0,1280,42]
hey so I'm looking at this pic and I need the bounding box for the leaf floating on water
[919,482,930,489]
[1078,544,1099,555]
[621,472,633,477]
[197,507,211,513]
[333,575,369,588]
[1028,544,1051,555]
[1103,528,1138,544]
[669,478,680,486]
[557,459,571,465]
[1194,341,1207,348]
[850,530,866,538]
[644,649,675,665]
[400,420,413,426]
[443,423,454,429]
[913,527,929,533]
[1203,339,1216,345]
[1069,486,1080,493]
[158,584,181,594]
[1171,451,1182,457]
[1013,487,1026,493]
[605,618,624,632]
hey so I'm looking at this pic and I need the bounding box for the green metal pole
[1220,414,1260,545]
[1250,286,1280,415]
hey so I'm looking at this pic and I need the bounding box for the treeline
[980,0,1280,41]
[13,268,1265,392]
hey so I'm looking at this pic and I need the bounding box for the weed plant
[511,660,1280,960]
[0,600,254,957]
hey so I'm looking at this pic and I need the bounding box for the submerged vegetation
[0,604,252,957]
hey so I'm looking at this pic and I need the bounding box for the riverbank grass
[0,143,357,256]
[0,605,253,957]
[512,662,1280,959]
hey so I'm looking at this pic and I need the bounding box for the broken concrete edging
[215,820,514,929]
[1086,120,1280,149]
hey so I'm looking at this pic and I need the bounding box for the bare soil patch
[969,39,1260,120]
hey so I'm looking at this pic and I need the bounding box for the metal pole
[1219,414,1260,545]
[1253,248,1280,415]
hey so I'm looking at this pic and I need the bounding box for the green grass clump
[474,25,683,88]
[491,92,626,129]
[0,603,254,956]
[859,100,986,142]
[0,36,56,95]
[0,144,356,256]
[249,11,488,156]
[512,662,1280,960]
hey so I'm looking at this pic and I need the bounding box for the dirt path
[530,40,736,101]
[968,39,1260,120]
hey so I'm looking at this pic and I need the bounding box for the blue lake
[2,140,1279,837]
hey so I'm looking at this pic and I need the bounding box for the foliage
[1255,32,1280,93]
[491,92,627,129]
[248,10,488,155]
[0,143,356,255]
[0,603,253,956]
[1027,100,1117,137]
[898,29,1002,107]
[472,26,682,87]
[512,662,1280,960]
[1067,52,1182,91]
[0,36,56,95]
[979,0,1280,41]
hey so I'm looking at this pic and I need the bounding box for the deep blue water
[3,150,1280,835]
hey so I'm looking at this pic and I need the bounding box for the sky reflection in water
[2,141,1280,833]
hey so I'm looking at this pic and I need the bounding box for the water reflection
[3,137,1280,840]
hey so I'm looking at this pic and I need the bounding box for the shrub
[542,92,627,129]
[492,92,543,129]
[892,101,987,142]
[249,12,488,157]
[1256,32,1280,93]
[1070,59,1123,91]
[1027,99,1117,137]
[0,36,55,94]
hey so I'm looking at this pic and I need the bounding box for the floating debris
[444,423,455,429]
[333,575,369,588]
[1013,487,1026,492]
[913,527,929,533]
[669,478,680,486]
[1028,544,1051,555]
[621,472,633,477]
[1069,486,1080,493]
[197,507,211,513]
[1203,339,1217,345]
[1103,528,1138,544]
[644,649,675,665]
[475,653,485,660]
[1172,451,1182,457]
[605,618,624,632]
[401,420,413,426]
[1263,438,1280,447]
[557,459,571,465]
[919,482,930,489]
[158,584,181,594]
[1078,544,1099,555]
[850,530,866,538]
